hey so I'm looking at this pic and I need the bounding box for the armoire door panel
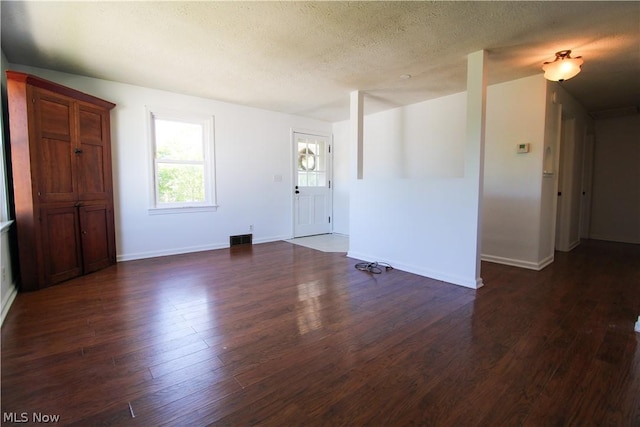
[78,107,104,141]
[39,137,75,200]
[36,90,78,203]
[78,105,111,200]
[36,93,73,140]
[79,205,115,274]
[41,207,83,286]
[77,143,107,197]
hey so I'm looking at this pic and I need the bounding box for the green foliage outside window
[154,118,207,205]
[157,164,205,203]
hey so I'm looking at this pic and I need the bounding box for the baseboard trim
[117,235,289,262]
[118,243,228,262]
[347,250,483,289]
[537,254,555,270]
[481,253,554,271]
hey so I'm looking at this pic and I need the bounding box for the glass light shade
[543,53,584,82]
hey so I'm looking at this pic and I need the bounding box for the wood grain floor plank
[1,239,638,425]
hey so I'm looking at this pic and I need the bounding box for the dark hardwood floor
[1,239,638,426]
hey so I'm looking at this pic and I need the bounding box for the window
[296,136,327,187]
[0,101,11,224]
[148,108,216,213]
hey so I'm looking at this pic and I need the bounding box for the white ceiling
[2,1,639,122]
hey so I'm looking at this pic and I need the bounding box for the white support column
[466,50,487,288]
[350,90,364,180]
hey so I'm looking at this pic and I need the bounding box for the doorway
[292,130,332,238]
[555,114,585,252]
[555,115,571,251]
[579,134,595,239]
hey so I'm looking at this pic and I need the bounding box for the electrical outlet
[249,225,253,231]
[1,267,6,283]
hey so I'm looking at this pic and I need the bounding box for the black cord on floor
[355,261,394,274]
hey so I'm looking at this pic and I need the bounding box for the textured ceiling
[2,1,639,122]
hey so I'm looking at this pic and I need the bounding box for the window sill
[1,220,14,234]
[148,206,218,215]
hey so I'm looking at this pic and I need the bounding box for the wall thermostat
[517,143,530,153]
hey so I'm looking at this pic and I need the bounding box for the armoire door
[41,206,83,286]
[79,204,115,274]
[34,89,78,204]
[77,103,113,202]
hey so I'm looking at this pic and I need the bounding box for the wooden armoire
[6,71,117,291]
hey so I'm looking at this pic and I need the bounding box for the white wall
[360,93,466,180]
[482,75,592,269]
[335,90,483,288]
[482,75,547,269]
[334,75,554,286]
[334,73,593,285]
[331,122,350,235]
[590,114,640,243]
[8,65,332,261]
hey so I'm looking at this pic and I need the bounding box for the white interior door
[293,131,332,237]
[579,134,595,238]
[556,116,574,251]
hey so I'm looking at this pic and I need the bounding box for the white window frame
[0,107,9,222]
[147,107,217,214]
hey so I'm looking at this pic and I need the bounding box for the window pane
[316,146,325,172]
[298,144,316,172]
[155,119,203,161]
[157,163,205,203]
[308,172,317,187]
[298,172,308,187]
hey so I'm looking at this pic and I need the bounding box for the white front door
[293,131,332,237]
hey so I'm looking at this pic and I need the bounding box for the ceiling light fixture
[542,50,584,82]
